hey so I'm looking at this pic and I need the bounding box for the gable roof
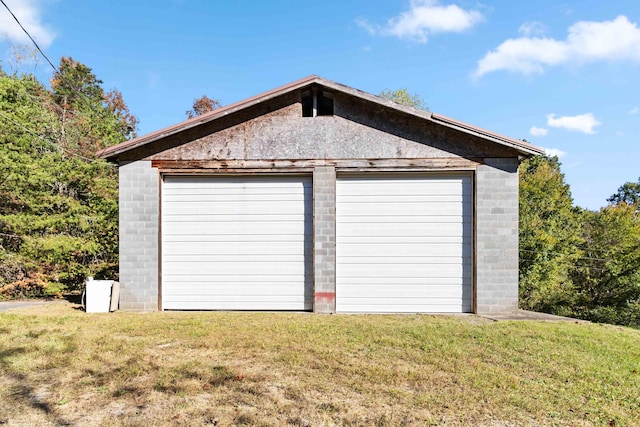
[98,75,544,160]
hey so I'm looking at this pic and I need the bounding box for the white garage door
[161,175,312,310]
[336,174,472,313]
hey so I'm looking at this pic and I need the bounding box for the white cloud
[358,0,484,43]
[0,0,55,48]
[529,126,548,137]
[474,15,640,77]
[546,113,601,134]
[543,147,567,158]
[629,106,639,115]
[355,18,376,35]
[519,21,546,37]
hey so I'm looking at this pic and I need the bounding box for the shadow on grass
[0,346,71,424]
[63,293,85,311]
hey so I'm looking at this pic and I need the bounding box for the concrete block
[475,158,520,314]
[313,166,337,313]
[118,161,159,311]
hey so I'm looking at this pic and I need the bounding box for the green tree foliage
[50,57,104,107]
[607,177,640,212]
[518,155,583,315]
[50,57,138,157]
[186,95,221,118]
[572,205,640,326]
[520,155,640,327]
[378,88,429,111]
[0,59,136,298]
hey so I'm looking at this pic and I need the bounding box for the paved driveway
[0,301,53,312]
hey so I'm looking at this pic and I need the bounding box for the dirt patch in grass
[0,303,639,426]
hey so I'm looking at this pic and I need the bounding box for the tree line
[1,60,638,328]
[520,156,640,327]
[0,57,134,297]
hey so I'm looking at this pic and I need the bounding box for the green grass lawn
[1,303,639,426]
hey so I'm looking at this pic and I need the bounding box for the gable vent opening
[301,88,333,117]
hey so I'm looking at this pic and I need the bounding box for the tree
[186,95,221,118]
[50,56,103,108]
[607,177,640,211]
[518,155,583,315]
[49,57,138,155]
[0,61,130,299]
[572,204,640,326]
[104,88,139,139]
[519,157,640,327]
[378,88,428,111]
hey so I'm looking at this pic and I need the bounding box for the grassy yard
[0,303,639,426]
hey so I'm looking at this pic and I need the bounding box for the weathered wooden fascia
[150,157,482,171]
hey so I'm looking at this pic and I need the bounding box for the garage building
[98,76,543,313]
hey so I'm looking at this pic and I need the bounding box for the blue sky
[1,0,639,210]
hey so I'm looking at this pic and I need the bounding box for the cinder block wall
[475,158,520,313]
[118,161,159,311]
[313,166,337,313]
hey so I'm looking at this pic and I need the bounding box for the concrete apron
[481,309,588,323]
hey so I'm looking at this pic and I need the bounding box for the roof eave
[429,113,544,157]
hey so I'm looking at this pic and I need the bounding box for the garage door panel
[338,243,466,257]
[337,180,469,195]
[337,276,470,285]
[165,259,308,275]
[339,284,472,298]
[163,234,307,243]
[339,256,470,265]
[338,263,466,278]
[164,254,307,263]
[338,202,470,217]
[164,255,307,265]
[337,222,466,237]
[163,241,309,255]
[338,236,470,245]
[163,193,307,202]
[162,300,308,311]
[338,215,471,224]
[163,202,309,216]
[164,295,307,303]
[336,174,472,313]
[164,214,309,222]
[162,175,312,311]
[164,176,310,188]
[163,222,307,236]
[162,274,312,283]
[164,285,307,298]
[340,195,467,203]
[337,301,471,313]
